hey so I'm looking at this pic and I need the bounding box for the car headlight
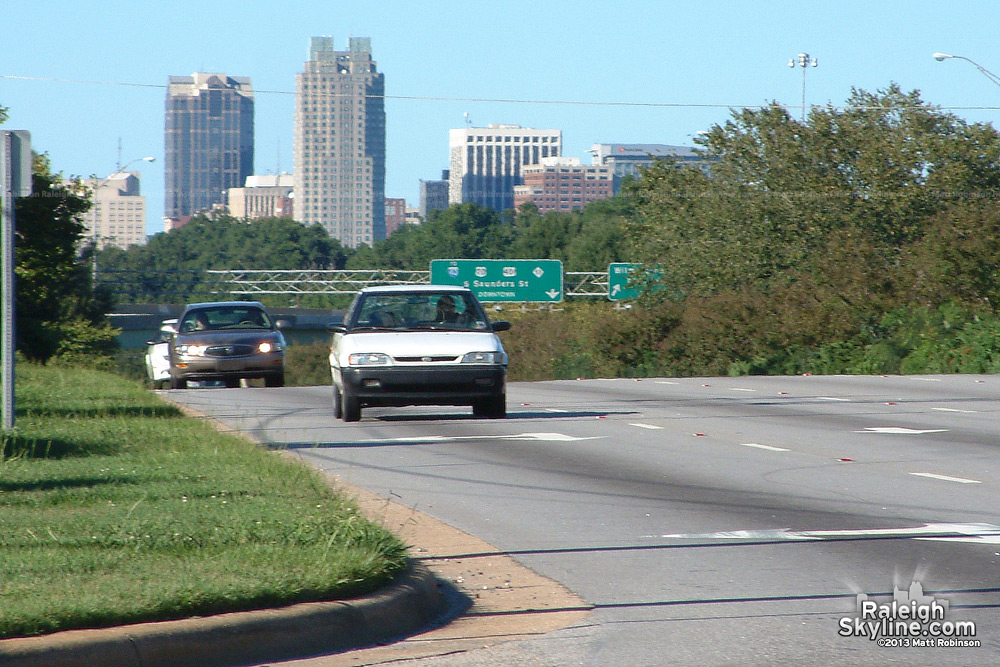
[461,351,507,364]
[348,353,391,366]
[258,341,284,354]
[175,344,208,357]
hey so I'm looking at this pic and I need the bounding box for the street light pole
[933,52,1000,89]
[788,53,819,122]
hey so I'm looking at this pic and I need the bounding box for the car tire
[474,394,506,419]
[265,372,285,388]
[342,392,361,422]
[332,385,343,418]
[224,378,240,389]
[170,375,187,390]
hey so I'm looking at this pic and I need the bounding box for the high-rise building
[419,170,449,220]
[384,197,406,236]
[513,157,613,213]
[294,36,386,248]
[227,174,295,220]
[76,171,148,249]
[587,143,706,192]
[164,73,254,221]
[449,124,561,212]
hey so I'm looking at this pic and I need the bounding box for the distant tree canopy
[13,154,117,362]
[98,200,633,304]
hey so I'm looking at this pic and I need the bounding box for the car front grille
[206,345,254,357]
[393,356,459,363]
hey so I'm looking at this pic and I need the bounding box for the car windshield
[179,306,272,332]
[350,292,490,331]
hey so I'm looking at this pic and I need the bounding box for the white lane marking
[818,396,850,401]
[856,427,948,435]
[648,522,1000,542]
[932,407,977,414]
[544,408,569,413]
[855,426,948,435]
[729,388,757,392]
[911,377,942,382]
[910,472,981,484]
[655,381,679,385]
[741,443,789,452]
[630,423,664,430]
[357,432,600,444]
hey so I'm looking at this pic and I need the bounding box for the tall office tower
[448,124,561,212]
[294,36,386,247]
[164,73,254,221]
[76,171,149,249]
[419,170,449,219]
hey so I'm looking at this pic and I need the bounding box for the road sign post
[430,259,563,303]
[608,263,640,301]
[1,130,32,431]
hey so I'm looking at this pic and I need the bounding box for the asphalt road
[165,374,1000,665]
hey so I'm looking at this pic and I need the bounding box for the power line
[5,73,1000,112]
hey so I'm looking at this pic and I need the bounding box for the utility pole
[1,130,31,431]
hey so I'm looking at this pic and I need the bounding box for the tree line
[10,82,1000,376]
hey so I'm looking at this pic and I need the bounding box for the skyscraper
[449,124,562,212]
[294,36,386,247]
[164,73,254,221]
[76,171,148,249]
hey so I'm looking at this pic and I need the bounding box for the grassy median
[0,363,408,639]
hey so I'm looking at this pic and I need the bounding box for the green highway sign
[608,263,640,301]
[430,259,563,302]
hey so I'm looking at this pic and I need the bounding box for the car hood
[335,330,504,358]
[175,330,283,346]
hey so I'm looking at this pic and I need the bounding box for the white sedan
[144,319,176,389]
[328,286,511,422]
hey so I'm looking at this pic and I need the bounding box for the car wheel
[475,394,506,419]
[224,378,240,389]
[265,372,285,388]
[332,385,342,418]
[342,392,361,422]
[170,375,187,390]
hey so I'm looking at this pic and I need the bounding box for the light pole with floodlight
[788,53,818,122]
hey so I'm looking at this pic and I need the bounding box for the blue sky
[3,1,1000,236]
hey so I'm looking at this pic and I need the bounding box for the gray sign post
[1,130,32,430]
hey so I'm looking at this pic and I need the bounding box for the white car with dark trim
[144,319,177,389]
[328,285,511,422]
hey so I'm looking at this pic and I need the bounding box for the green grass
[0,364,408,639]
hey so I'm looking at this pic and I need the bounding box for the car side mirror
[275,319,291,330]
[491,321,511,332]
[327,323,348,333]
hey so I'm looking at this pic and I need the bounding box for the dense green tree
[97,215,347,303]
[625,84,1000,302]
[13,154,117,361]
[344,203,513,270]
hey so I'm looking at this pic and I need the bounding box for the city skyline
[3,1,1000,238]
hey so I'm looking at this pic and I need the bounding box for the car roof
[359,285,469,294]
[182,301,267,310]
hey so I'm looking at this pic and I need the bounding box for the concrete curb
[0,561,444,667]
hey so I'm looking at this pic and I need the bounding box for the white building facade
[79,172,148,249]
[449,124,562,212]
